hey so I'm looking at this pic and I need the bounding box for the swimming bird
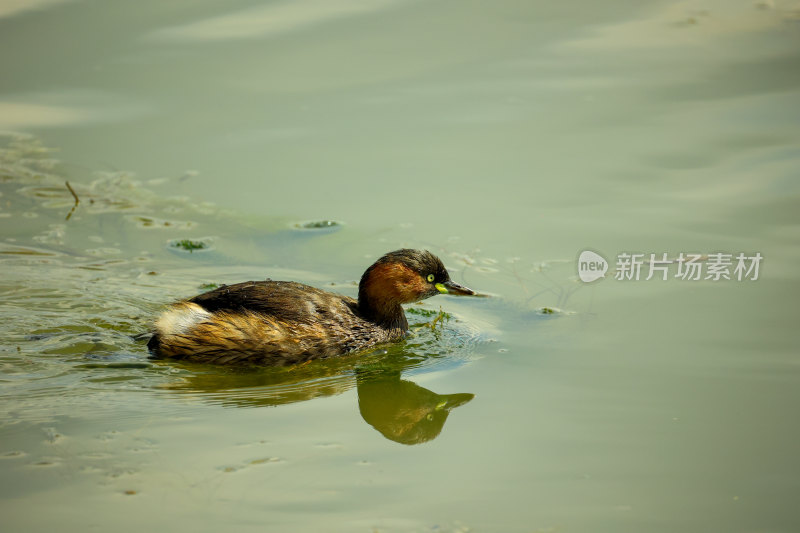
[147,249,477,365]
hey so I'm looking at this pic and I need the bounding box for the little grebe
[147,249,477,365]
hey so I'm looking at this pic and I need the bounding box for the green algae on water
[292,220,342,230]
[407,307,453,319]
[407,307,452,331]
[169,239,207,253]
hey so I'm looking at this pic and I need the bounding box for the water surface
[1,1,799,532]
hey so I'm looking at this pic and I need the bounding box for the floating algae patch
[407,307,454,330]
[126,215,195,230]
[168,238,212,253]
[291,220,342,231]
[535,306,574,316]
[407,307,454,319]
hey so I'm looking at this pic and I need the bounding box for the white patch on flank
[155,303,212,336]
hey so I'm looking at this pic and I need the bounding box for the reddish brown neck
[358,262,423,331]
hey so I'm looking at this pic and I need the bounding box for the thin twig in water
[510,260,529,296]
[429,307,445,330]
[65,181,79,221]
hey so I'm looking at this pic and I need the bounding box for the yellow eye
[427,274,435,283]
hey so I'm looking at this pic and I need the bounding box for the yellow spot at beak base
[435,283,448,294]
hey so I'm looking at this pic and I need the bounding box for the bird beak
[435,280,476,296]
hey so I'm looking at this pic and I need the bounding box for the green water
[1,1,799,532]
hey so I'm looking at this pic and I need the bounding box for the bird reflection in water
[155,349,473,445]
[357,370,473,445]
